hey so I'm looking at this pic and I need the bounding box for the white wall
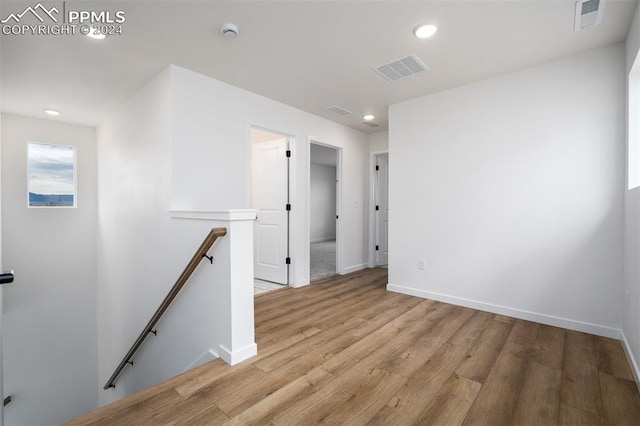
[97,68,239,405]
[369,131,389,153]
[388,44,625,337]
[1,114,98,424]
[169,65,370,285]
[310,164,337,242]
[623,1,640,384]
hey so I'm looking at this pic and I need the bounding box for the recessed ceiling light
[86,27,106,40]
[414,24,437,39]
[363,114,375,121]
[44,109,61,116]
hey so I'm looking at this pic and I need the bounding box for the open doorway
[310,143,340,281]
[250,127,291,294]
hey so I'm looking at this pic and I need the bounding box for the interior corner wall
[623,1,640,384]
[1,113,98,424]
[169,65,370,286]
[388,44,625,336]
[310,163,337,243]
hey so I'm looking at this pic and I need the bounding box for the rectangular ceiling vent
[574,0,606,31]
[326,105,352,116]
[361,121,380,128]
[374,54,429,82]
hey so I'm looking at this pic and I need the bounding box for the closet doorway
[309,143,340,281]
[251,127,290,293]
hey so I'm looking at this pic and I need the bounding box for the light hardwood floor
[67,268,640,425]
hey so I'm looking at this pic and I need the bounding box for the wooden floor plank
[66,268,640,426]
[507,319,540,346]
[532,324,565,370]
[558,403,604,426]
[319,300,442,375]
[462,352,528,426]
[95,388,185,426]
[173,359,240,397]
[383,306,474,378]
[256,280,383,333]
[415,374,482,426]
[343,313,440,375]
[599,371,640,426]
[369,342,469,426]
[427,305,477,341]
[211,368,300,417]
[223,367,334,425]
[148,391,229,425]
[448,310,494,349]
[271,367,406,426]
[560,331,603,416]
[594,336,635,381]
[455,319,514,383]
[253,315,367,373]
[511,361,562,425]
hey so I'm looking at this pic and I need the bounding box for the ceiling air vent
[574,0,606,30]
[361,121,380,128]
[374,54,429,82]
[326,105,352,116]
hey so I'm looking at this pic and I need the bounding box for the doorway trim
[369,150,389,268]
[307,137,343,280]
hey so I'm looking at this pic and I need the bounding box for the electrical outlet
[418,259,426,270]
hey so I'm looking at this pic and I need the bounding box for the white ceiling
[1,0,637,133]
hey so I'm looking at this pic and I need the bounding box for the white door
[375,154,389,266]
[252,138,289,284]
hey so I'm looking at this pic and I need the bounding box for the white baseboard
[620,329,640,393]
[387,283,620,339]
[293,278,310,288]
[186,349,218,371]
[343,263,368,274]
[218,342,258,366]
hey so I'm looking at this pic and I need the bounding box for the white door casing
[375,154,389,266]
[252,138,289,284]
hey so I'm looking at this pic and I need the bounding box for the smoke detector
[221,22,239,38]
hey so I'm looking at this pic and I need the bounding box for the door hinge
[375,165,379,171]
[286,203,291,211]
[286,150,291,158]
[375,245,379,251]
[375,205,379,211]
[285,257,291,265]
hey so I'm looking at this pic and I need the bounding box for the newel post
[217,210,258,364]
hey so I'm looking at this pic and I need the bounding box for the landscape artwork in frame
[27,142,76,207]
